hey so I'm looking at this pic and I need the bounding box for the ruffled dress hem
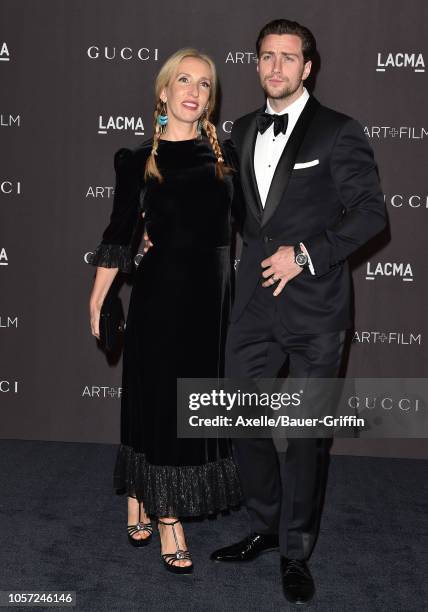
[113,444,243,518]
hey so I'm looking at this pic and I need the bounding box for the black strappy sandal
[158,519,193,574]
[127,501,153,548]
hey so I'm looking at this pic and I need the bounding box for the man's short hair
[256,19,317,63]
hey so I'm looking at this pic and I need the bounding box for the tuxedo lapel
[240,108,264,222]
[261,96,320,228]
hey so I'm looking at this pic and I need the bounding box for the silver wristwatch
[294,244,309,268]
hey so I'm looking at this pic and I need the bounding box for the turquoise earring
[197,107,208,137]
[157,101,168,134]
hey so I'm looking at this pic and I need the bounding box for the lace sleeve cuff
[87,243,133,273]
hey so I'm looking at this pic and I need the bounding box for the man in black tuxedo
[210,19,387,604]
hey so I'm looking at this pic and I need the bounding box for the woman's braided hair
[144,48,230,182]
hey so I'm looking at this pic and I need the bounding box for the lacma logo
[0,42,10,61]
[366,262,413,281]
[0,248,8,266]
[98,115,144,136]
[376,52,425,73]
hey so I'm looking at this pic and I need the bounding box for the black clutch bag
[99,291,125,353]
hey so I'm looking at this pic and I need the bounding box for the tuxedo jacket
[229,95,387,333]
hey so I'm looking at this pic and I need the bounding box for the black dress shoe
[280,556,315,605]
[210,533,279,562]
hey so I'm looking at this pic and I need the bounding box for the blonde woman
[88,49,241,574]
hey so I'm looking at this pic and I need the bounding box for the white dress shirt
[253,87,315,274]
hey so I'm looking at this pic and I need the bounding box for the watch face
[296,252,308,266]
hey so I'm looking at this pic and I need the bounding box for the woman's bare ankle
[127,497,151,540]
[158,517,192,567]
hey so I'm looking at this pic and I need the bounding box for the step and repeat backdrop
[1,0,427,457]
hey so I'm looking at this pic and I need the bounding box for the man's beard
[262,75,303,100]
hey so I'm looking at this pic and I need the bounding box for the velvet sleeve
[221,138,245,233]
[88,147,143,273]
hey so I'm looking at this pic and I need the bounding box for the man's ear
[302,60,312,81]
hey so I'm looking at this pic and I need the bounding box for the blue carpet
[0,440,426,611]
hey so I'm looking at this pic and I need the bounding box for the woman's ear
[160,88,167,103]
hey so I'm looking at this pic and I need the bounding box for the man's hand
[261,246,303,296]
[141,211,153,253]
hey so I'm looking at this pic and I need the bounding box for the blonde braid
[203,117,231,179]
[144,100,164,182]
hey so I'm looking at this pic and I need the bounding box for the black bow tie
[256,111,288,136]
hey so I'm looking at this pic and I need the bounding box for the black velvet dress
[89,136,242,517]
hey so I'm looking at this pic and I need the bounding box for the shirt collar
[265,87,309,119]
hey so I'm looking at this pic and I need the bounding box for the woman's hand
[142,211,153,253]
[89,299,102,339]
[89,266,119,340]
